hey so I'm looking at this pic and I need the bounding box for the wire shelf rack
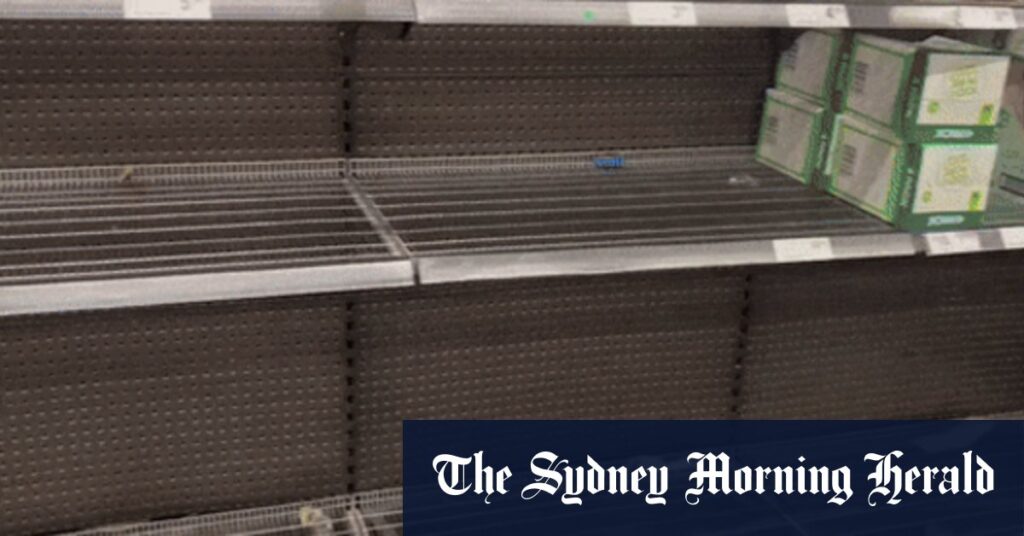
[64,488,403,536]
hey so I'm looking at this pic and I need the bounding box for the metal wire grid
[740,253,1024,419]
[350,145,756,177]
[347,149,895,258]
[0,160,400,286]
[63,489,402,536]
[0,159,349,191]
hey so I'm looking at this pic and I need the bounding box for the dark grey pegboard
[0,295,351,536]
[348,25,776,157]
[353,25,777,77]
[1,23,777,163]
[350,76,766,156]
[740,251,1024,419]
[348,270,746,490]
[0,21,346,168]
[3,20,1024,536]
[4,254,1024,533]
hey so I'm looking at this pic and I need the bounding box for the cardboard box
[995,57,1024,193]
[755,89,827,186]
[825,115,996,231]
[775,30,853,111]
[842,34,1010,143]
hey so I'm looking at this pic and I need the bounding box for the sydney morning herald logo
[432,450,994,507]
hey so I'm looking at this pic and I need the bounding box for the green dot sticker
[969,191,983,212]
[980,104,995,126]
[927,101,941,115]
[583,10,596,22]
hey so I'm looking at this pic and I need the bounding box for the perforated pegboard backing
[0,21,345,168]
[349,25,776,157]
[740,251,1024,419]
[0,295,350,536]
[348,270,746,490]
[353,25,775,76]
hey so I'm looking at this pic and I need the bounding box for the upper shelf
[3,148,1024,316]
[348,148,1024,285]
[3,0,1024,29]
[0,160,415,317]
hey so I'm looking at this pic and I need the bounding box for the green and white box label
[827,115,997,230]
[843,34,1009,142]
[913,144,996,213]
[917,54,1007,127]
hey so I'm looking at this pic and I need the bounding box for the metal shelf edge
[0,260,415,317]
[414,1,1017,29]
[0,0,418,21]
[416,233,917,285]
[1,1,1021,28]
[923,226,1024,256]
[5,227,1024,314]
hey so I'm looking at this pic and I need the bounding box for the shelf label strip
[785,4,850,27]
[957,6,1017,29]
[627,2,697,26]
[999,226,1024,250]
[124,0,212,19]
[925,232,982,256]
[773,237,834,263]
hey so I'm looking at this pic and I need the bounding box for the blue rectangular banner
[404,421,1024,535]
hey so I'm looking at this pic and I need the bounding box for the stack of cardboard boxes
[757,32,1010,231]
[995,31,1024,198]
[756,30,850,188]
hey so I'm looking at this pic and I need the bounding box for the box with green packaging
[825,115,996,231]
[842,34,1010,144]
[994,42,1024,195]
[755,89,827,186]
[775,30,853,111]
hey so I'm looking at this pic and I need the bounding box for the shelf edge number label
[773,237,834,263]
[925,232,982,256]
[999,226,1024,249]
[125,0,212,19]
[785,4,850,27]
[627,2,697,26]
[958,7,1017,29]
